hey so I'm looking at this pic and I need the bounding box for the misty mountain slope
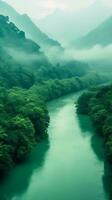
[0,14,50,67]
[0,15,90,89]
[0,0,61,50]
[37,1,112,45]
[74,16,112,49]
[0,16,40,53]
[0,15,52,88]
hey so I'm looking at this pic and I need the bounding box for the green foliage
[0,87,49,175]
[0,143,13,177]
[77,84,112,162]
[77,92,92,114]
[12,116,36,161]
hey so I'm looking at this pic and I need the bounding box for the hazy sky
[4,0,112,19]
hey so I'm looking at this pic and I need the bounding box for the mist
[42,44,112,69]
[6,47,44,63]
[5,41,112,78]
[64,45,112,62]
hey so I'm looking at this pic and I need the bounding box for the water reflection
[103,161,112,200]
[0,140,49,200]
[77,114,104,161]
[91,134,104,161]
[77,113,112,199]
[77,114,94,136]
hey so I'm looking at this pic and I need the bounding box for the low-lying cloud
[6,47,47,65]
[41,44,112,66]
[5,44,112,69]
[64,45,112,62]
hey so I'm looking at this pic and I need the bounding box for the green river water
[0,93,110,200]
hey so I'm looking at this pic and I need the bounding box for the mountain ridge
[37,1,112,45]
[73,15,112,48]
[0,0,61,50]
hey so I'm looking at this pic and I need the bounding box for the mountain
[73,16,112,49]
[37,1,112,45]
[0,15,90,89]
[0,0,61,50]
[0,15,52,88]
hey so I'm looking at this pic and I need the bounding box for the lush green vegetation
[29,73,108,102]
[0,87,49,177]
[77,84,112,162]
[0,15,109,177]
[0,72,108,177]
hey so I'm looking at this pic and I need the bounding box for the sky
[4,0,112,19]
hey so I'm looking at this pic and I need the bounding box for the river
[0,93,109,200]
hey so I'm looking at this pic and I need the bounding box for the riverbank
[77,84,112,199]
[0,93,108,200]
[77,84,112,161]
[0,72,109,178]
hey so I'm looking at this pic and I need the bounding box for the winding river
[0,93,109,200]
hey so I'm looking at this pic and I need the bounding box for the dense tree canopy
[77,85,112,162]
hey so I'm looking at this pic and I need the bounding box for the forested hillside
[0,0,61,51]
[0,15,91,88]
